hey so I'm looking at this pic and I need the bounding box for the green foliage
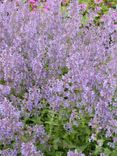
[22,102,116,155]
[0,140,15,151]
[61,66,69,76]
[0,79,6,85]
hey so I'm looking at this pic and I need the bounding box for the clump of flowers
[0,0,117,155]
[94,0,103,4]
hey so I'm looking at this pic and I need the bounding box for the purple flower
[0,0,116,155]
[67,150,85,156]
[21,142,43,156]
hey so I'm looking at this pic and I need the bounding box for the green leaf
[104,148,112,156]
[0,79,5,85]
[55,151,64,156]
[81,14,89,26]
[61,66,69,76]
[53,139,60,150]
[94,145,102,155]
[22,0,27,3]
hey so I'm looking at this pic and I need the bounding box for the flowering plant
[0,0,117,155]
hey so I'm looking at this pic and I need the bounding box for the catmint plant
[0,0,117,155]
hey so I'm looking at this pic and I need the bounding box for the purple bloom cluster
[67,150,85,156]
[0,0,117,155]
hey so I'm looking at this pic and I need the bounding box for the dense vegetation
[0,0,117,156]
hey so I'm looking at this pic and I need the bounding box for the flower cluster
[94,0,103,4]
[0,0,117,155]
